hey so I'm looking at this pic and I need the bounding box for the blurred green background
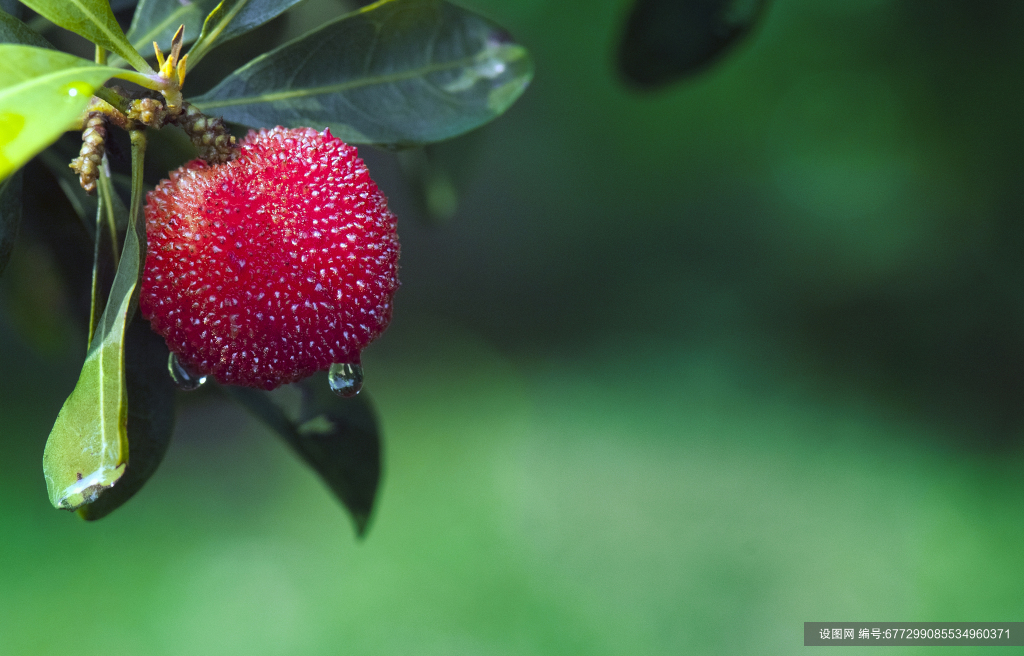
[4,0,1024,653]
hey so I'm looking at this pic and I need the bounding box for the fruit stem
[128,128,148,295]
[87,183,103,347]
[97,165,121,267]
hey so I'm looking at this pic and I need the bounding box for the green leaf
[126,0,216,60]
[0,168,20,276]
[17,0,152,72]
[38,144,98,230]
[126,0,300,66]
[0,1,20,18]
[618,0,768,87]
[0,45,124,182]
[190,0,534,147]
[42,130,148,511]
[0,8,53,48]
[78,317,176,520]
[226,373,382,535]
[186,0,306,69]
[397,145,459,224]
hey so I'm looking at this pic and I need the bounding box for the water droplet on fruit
[328,361,363,397]
[168,353,207,391]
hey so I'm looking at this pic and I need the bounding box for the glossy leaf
[0,45,124,182]
[127,0,300,67]
[0,8,53,48]
[227,374,382,535]
[619,0,768,87]
[190,0,534,147]
[186,0,306,69]
[18,0,151,72]
[0,168,20,276]
[42,131,148,511]
[79,317,175,520]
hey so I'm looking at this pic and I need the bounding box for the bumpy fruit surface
[140,127,399,390]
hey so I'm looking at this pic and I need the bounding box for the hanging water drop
[168,352,207,391]
[329,361,364,397]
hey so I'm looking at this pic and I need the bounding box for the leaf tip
[47,462,126,511]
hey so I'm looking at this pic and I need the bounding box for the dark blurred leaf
[0,233,81,353]
[185,0,306,69]
[0,8,53,47]
[619,0,768,87]
[397,145,459,224]
[191,0,533,147]
[0,1,20,20]
[37,146,98,232]
[0,168,21,276]
[78,317,176,520]
[127,0,300,65]
[18,157,97,327]
[226,373,382,535]
[109,0,138,13]
[18,0,151,71]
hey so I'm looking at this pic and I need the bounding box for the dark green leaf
[0,1,20,19]
[190,0,534,147]
[226,373,382,535]
[126,0,219,59]
[397,145,459,224]
[619,0,768,87]
[78,317,176,520]
[37,145,98,230]
[0,45,125,181]
[0,168,20,276]
[18,0,152,72]
[186,0,306,69]
[127,0,300,66]
[0,8,53,48]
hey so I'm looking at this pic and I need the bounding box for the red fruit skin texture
[140,126,399,390]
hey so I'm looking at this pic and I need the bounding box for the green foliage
[192,0,534,146]
[41,131,147,511]
[0,46,123,181]
[78,317,176,521]
[0,8,53,48]
[228,375,382,535]
[18,0,152,72]
[37,145,98,226]
[2,0,531,526]
[619,0,768,87]
[0,168,20,275]
[126,0,304,69]
[185,0,307,69]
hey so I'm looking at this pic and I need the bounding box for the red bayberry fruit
[140,126,399,390]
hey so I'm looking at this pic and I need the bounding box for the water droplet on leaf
[168,352,207,391]
[328,361,363,397]
[60,81,91,98]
